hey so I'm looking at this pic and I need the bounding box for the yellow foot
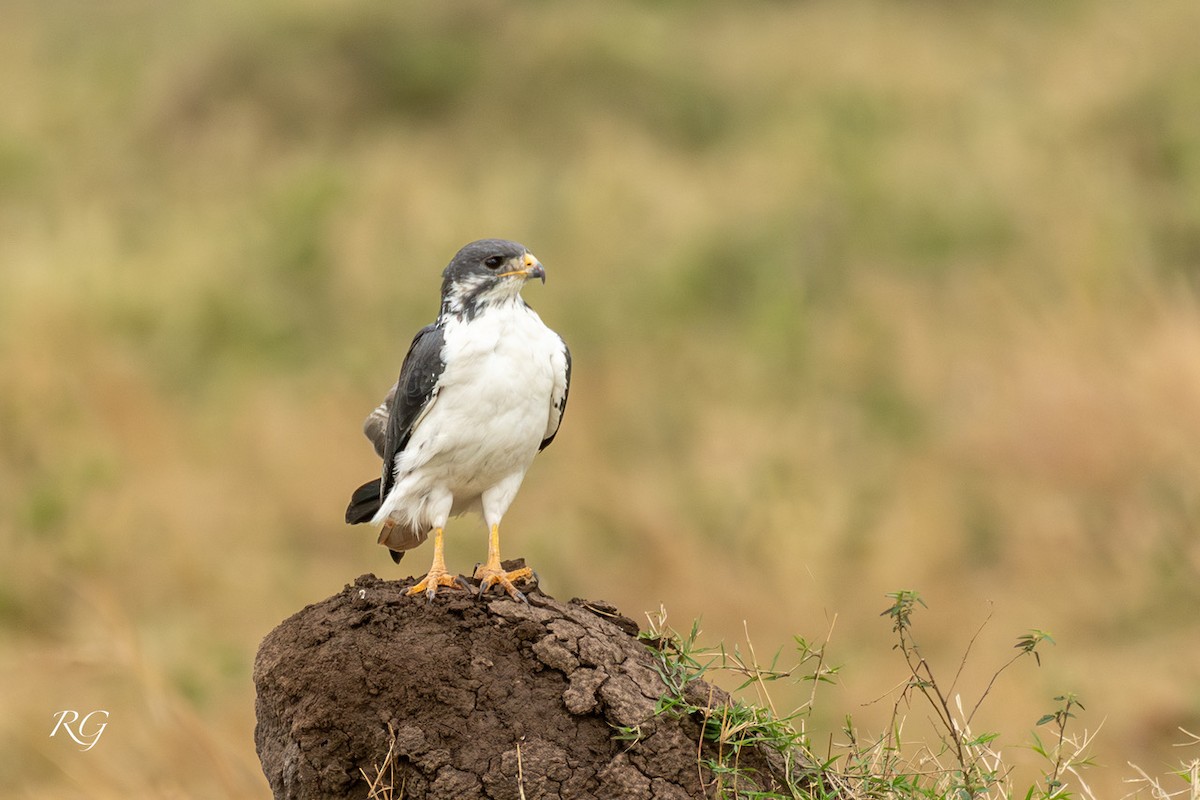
[406,567,468,601]
[473,562,534,602]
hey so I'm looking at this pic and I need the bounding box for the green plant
[636,608,840,799]
[877,590,1055,798]
[626,595,1096,800]
[1027,694,1096,800]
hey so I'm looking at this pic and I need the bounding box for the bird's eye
[483,255,505,270]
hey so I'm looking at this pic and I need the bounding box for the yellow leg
[406,528,465,600]
[473,524,533,600]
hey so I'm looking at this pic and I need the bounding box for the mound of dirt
[253,570,803,799]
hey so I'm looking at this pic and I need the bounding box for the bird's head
[440,239,546,319]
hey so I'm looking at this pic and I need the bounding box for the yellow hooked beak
[497,252,546,283]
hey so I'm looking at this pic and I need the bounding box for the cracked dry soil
[254,571,798,799]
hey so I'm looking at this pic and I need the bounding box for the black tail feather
[345,478,382,524]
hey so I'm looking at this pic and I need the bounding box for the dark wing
[379,323,447,499]
[345,323,445,525]
[539,335,571,451]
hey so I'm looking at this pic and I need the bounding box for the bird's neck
[441,285,527,322]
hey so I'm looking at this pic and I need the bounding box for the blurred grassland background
[3,0,1200,796]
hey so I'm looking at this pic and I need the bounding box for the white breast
[376,301,562,530]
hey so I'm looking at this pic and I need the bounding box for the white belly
[375,303,559,530]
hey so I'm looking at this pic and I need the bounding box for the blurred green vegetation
[3,0,1200,796]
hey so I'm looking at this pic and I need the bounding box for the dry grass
[3,0,1200,796]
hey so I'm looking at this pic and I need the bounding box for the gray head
[440,239,546,319]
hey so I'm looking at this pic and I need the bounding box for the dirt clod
[254,571,798,799]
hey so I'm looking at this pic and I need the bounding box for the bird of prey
[345,239,571,601]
